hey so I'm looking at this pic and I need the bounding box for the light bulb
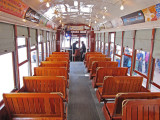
[103,16,105,19]
[120,4,124,10]
[95,21,97,23]
[22,19,26,22]
[46,2,50,7]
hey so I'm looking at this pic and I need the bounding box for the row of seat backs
[40,61,69,71]
[34,67,68,80]
[3,93,65,120]
[49,54,69,58]
[104,92,160,119]
[84,52,102,63]
[122,98,160,120]
[93,67,128,88]
[90,61,118,77]
[52,52,69,55]
[87,57,111,71]
[46,57,69,64]
[86,54,106,67]
[22,76,67,100]
[101,76,143,97]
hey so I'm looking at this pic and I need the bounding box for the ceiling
[22,0,160,28]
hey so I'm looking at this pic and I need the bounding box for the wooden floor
[67,62,105,120]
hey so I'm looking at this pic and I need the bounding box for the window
[43,43,46,60]
[38,43,42,64]
[124,47,132,55]
[101,42,104,53]
[105,43,108,55]
[110,33,115,61]
[152,58,160,86]
[31,50,37,75]
[17,37,27,63]
[0,53,14,100]
[19,62,29,88]
[62,37,70,48]
[98,41,101,52]
[135,50,149,75]
[47,42,50,57]
[116,45,121,55]
[80,37,87,48]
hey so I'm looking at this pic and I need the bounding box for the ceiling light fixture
[103,16,105,19]
[22,19,26,22]
[95,21,97,23]
[74,1,78,6]
[46,2,50,7]
[120,0,124,10]
[104,7,107,10]
[59,20,62,23]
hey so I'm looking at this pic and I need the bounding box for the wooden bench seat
[49,54,69,58]
[34,67,69,86]
[52,52,69,55]
[122,98,160,120]
[46,57,69,64]
[90,61,118,79]
[3,93,66,120]
[102,92,160,120]
[87,57,111,72]
[92,67,128,88]
[20,76,68,102]
[86,54,106,68]
[84,52,102,64]
[96,76,143,102]
[40,61,69,72]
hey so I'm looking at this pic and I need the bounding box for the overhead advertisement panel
[0,0,29,18]
[121,10,145,26]
[142,5,157,22]
[24,8,41,23]
[156,3,160,19]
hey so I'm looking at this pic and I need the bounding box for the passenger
[136,50,143,72]
[71,41,78,54]
[145,52,150,74]
[80,41,86,61]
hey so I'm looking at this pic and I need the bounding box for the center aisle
[68,62,100,120]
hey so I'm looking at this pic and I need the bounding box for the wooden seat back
[113,92,160,116]
[46,57,69,64]
[40,61,69,71]
[90,61,118,77]
[88,57,111,70]
[94,67,128,85]
[86,54,106,68]
[3,93,64,119]
[23,76,67,100]
[122,98,160,120]
[52,52,69,55]
[34,67,68,80]
[84,52,102,63]
[101,76,143,98]
[49,54,69,58]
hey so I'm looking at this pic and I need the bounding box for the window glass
[18,37,26,46]
[124,47,132,55]
[110,43,114,61]
[31,46,36,49]
[101,42,104,53]
[135,50,149,75]
[105,43,108,55]
[43,43,46,60]
[19,62,29,88]
[116,45,121,55]
[123,55,131,74]
[38,44,42,64]
[47,42,50,57]
[153,58,160,86]
[62,37,70,48]
[99,41,101,52]
[150,84,160,92]
[111,33,114,42]
[96,41,98,51]
[18,47,27,63]
[31,50,37,75]
[115,56,121,67]
[80,37,87,48]
[71,37,79,48]
[0,53,14,100]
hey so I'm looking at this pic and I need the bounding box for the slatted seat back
[122,98,160,120]
[88,57,111,70]
[86,54,106,68]
[23,76,66,99]
[49,54,69,58]
[46,57,69,64]
[3,93,64,119]
[95,67,128,84]
[102,76,143,96]
[91,61,118,76]
[84,52,102,62]
[34,67,68,80]
[52,52,69,55]
[41,61,69,71]
[113,92,160,116]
